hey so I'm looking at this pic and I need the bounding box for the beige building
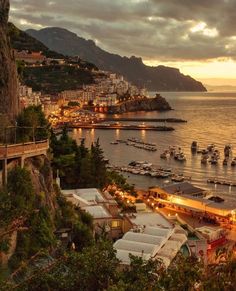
[62,188,131,239]
[149,182,236,221]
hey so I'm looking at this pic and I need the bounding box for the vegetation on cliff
[22,64,94,94]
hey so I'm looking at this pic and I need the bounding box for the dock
[100,117,187,123]
[69,124,175,131]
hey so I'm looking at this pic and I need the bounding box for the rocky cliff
[108,95,172,114]
[0,0,19,120]
[0,155,57,267]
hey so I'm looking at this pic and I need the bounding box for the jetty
[100,117,187,123]
[207,178,236,187]
[69,124,175,131]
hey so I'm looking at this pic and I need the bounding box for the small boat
[202,149,209,155]
[160,151,169,159]
[191,141,198,152]
[224,144,232,157]
[223,159,228,166]
[231,160,236,167]
[207,144,215,151]
[209,158,218,165]
[171,175,185,182]
[158,172,170,178]
[174,152,186,161]
[110,141,118,145]
[201,157,208,164]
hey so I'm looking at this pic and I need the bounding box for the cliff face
[0,155,57,266]
[0,0,19,120]
[25,156,57,214]
[108,95,172,114]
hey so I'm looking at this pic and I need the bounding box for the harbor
[70,92,236,196]
[107,160,192,182]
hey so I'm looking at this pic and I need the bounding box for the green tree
[7,166,35,213]
[17,106,49,142]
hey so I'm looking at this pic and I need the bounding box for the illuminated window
[112,220,121,228]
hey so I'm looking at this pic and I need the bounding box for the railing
[0,140,49,159]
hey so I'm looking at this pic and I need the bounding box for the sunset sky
[9,0,236,86]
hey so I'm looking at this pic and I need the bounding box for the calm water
[71,92,236,197]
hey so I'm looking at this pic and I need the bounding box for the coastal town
[16,50,148,115]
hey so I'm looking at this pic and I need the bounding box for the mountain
[9,23,65,59]
[9,24,97,94]
[0,1,19,120]
[27,27,206,92]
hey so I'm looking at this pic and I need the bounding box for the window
[112,220,121,228]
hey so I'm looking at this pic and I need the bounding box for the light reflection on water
[71,92,236,196]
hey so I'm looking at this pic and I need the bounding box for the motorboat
[202,149,209,155]
[158,172,170,178]
[201,157,208,164]
[209,158,218,165]
[223,158,228,166]
[171,175,185,182]
[191,141,198,152]
[160,151,169,159]
[174,152,186,161]
[231,159,236,167]
[207,144,215,151]
[110,141,118,145]
[224,144,232,157]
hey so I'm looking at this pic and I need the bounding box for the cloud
[9,0,236,61]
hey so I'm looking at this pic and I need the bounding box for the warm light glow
[115,129,120,139]
[143,59,236,83]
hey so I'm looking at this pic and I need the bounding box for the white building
[114,221,187,268]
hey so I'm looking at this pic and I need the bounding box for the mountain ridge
[26,27,207,92]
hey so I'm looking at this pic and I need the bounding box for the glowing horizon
[143,59,236,86]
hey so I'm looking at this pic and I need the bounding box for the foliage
[51,129,110,189]
[23,65,94,94]
[3,243,236,291]
[0,166,35,228]
[0,239,10,254]
[7,166,35,214]
[106,171,136,195]
[17,105,49,142]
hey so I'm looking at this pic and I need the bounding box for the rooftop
[162,182,205,196]
[83,205,112,219]
[114,225,187,268]
[62,188,105,203]
[129,212,172,229]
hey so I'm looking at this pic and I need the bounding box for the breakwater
[101,117,187,123]
[69,124,175,131]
